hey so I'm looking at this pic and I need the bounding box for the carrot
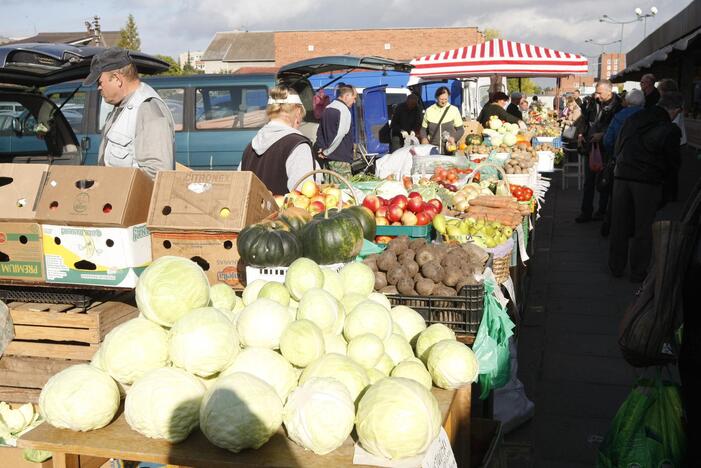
[469,196,519,210]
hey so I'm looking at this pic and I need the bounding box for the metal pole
[619,23,624,56]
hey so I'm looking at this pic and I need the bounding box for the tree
[484,28,502,41]
[117,14,141,51]
[507,78,541,96]
[155,55,182,76]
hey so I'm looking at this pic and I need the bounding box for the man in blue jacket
[603,89,645,154]
[314,84,357,178]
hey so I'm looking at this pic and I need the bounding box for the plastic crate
[245,262,345,284]
[0,285,118,312]
[375,224,433,241]
[387,283,484,336]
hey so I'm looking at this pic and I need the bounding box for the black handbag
[596,159,615,192]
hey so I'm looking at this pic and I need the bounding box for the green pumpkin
[337,205,376,241]
[278,207,311,232]
[237,220,302,267]
[301,211,364,264]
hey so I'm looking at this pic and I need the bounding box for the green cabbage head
[220,347,298,403]
[426,340,480,389]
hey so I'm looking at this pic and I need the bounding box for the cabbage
[339,262,374,297]
[426,340,479,389]
[97,317,169,385]
[390,306,427,346]
[340,293,368,316]
[285,258,324,301]
[135,256,210,327]
[391,360,433,390]
[299,354,369,404]
[321,267,344,300]
[297,288,344,335]
[280,320,325,367]
[283,377,355,455]
[344,301,393,342]
[242,279,268,305]
[356,377,441,459]
[237,298,292,349]
[384,333,414,366]
[367,292,392,310]
[0,402,36,435]
[374,354,395,376]
[210,283,238,311]
[258,281,290,306]
[200,372,283,453]
[221,347,298,402]
[323,333,347,355]
[39,364,119,431]
[124,367,206,442]
[169,307,240,377]
[366,368,386,384]
[346,334,384,369]
[415,323,456,362]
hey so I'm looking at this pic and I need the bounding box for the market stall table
[19,386,470,468]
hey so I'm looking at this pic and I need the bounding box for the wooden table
[19,386,471,468]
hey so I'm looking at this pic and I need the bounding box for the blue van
[44,56,412,170]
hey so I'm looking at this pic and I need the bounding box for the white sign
[352,428,457,468]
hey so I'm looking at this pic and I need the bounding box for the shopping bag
[597,376,687,467]
[562,124,577,140]
[473,279,515,399]
[588,142,603,172]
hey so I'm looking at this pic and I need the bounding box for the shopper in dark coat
[608,92,683,281]
[641,73,660,109]
[575,80,623,223]
[389,94,422,152]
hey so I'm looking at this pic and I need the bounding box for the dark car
[0,43,168,165]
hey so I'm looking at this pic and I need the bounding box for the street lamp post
[635,6,658,38]
[599,14,642,55]
[584,38,622,54]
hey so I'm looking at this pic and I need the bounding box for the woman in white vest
[84,48,175,179]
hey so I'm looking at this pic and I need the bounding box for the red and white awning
[410,39,589,79]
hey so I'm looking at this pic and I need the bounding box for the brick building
[201,27,484,73]
[598,52,625,80]
[560,74,596,93]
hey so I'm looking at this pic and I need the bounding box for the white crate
[536,151,555,172]
[245,262,346,284]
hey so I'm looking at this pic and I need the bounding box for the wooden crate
[4,294,137,361]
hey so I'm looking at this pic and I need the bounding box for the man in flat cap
[85,48,174,179]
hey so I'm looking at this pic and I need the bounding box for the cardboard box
[42,223,151,288]
[147,171,277,232]
[151,231,243,288]
[0,222,44,282]
[36,166,153,227]
[0,164,49,221]
[0,447,52,468]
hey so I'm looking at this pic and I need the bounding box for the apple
[407,196,424,213]
[310,195,326,204]
[375,235,393,244]
[375,206,388,218]
[322,186,342,199]
[274,195,286,208]
[416,211,431,226]
[300,180,319,198]
[428,198,444,213]
[362,195,382,213]
[422,204,438,220]
[408,191,423,200]
[292,196,310,209]
[378,197,390,207]
[325,193,339,208]
[375,217,389,226]
[391,222,402,226]
[309,200,325,214]
[390,195,408,210]
[387,204,404,223]
[401,211,418,226]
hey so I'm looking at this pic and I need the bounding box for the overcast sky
[0,0,692,63]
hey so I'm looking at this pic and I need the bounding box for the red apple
[401,211,418,226]
[407,196,424,213]
[422,204,438,219]
[391,222,402,226]
[309,200,326,214]
[408,191,423,201]
[375,235,393,244]
[362,194,382,213]
[292,196,310,209]
[387,204,404,223]
[416,211,431,226]
[300,180,319,198]
[375,205,388,218]
[378,197,389,206]
[390,195,408,210]
[375,217,389,226]
[428,198,444,212]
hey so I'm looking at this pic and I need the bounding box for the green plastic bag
[597,376,687,467]
[473,280,515,399]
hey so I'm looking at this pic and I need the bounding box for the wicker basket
[490,251,512,284]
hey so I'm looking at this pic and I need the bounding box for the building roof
[4,31,120,47]
[202,31,275,62]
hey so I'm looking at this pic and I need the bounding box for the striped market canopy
[410,39,589,79]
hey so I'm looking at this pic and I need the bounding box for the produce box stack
[35,166,154,288]
[147,171,278,289]
[0,164,50,283]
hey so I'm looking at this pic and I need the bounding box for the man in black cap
[84,47,174,179]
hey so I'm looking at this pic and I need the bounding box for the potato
[415,278,435,296]
[397,277,416,296]
[377,251,399,272]
[415,247,436,267]
[409,238,427,251]
[398,249,416,264]
[432,285,457,297]
[374,271,388,290]
[363,256,379,272]
[387,266,408,286]
[403,260,420,278]
[388,236,410,254]
[421,261,444,283]
[442,269,462,287]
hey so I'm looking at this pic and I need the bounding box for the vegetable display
[237,220,303,268]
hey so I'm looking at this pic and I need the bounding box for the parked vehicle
[0,43,168,165]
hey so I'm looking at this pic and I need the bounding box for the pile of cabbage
[38,255,479,460]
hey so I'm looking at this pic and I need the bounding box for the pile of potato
[505,150,537,174]
[363,237,488,297]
